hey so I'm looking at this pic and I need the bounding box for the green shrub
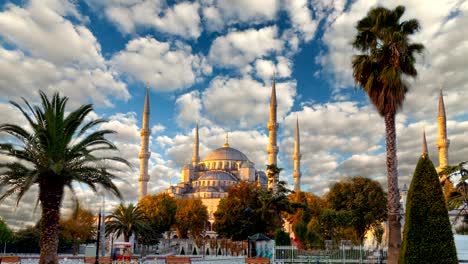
[399,154,457,263]
[275,229,291,246]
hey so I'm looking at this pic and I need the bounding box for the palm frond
[0,90,129,207]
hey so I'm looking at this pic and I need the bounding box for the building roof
[203,146,250,161]
[249,233,271,241]
[198,171,238,181]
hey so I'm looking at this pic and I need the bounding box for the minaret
[422,127,428,155]
[436,83,450,171]
[192,124,200,168]
[293,115,302,192]
[138,87,151,200]
[267,76,279,192]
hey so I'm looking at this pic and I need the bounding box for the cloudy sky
[0,0,467,229]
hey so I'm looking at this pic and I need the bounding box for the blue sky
[0,0,468,229]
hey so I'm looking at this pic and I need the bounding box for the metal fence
[274,245,386,264]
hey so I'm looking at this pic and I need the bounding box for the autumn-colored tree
[286,192,326,249]
[174,198,208,239]
[326,177,387,245]
[139,193,177,233]
[138,193,177,246]
[60,207,95,255]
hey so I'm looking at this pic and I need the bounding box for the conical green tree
[399,154,457,263]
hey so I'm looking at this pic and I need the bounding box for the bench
[165,256,191,264]
[245,258,269,264]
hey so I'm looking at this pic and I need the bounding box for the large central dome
[203,146,249,161]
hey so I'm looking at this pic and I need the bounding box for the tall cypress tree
[399,154,457,263]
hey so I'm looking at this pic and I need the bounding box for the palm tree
[105,203,147,242]
[441,162,468,226]
[266,164,283,193]
[0,91,129,264]
[352,5,424,263]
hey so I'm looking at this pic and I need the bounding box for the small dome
[198,171,237,181]
[203,147,249,161]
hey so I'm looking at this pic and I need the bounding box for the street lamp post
[101,196,106,257]
[202,222,207,259]
[95,209,102,264]
[244,207,253,258]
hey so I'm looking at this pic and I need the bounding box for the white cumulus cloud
[208,26,284,68]
[112,37,210,91]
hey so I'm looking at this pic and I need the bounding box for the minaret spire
[223,133,230,148]
[293,115,302,192]
[267,75,279,192]
[139,87,151,200]
[436,82,450,171]
[422,127,428,155]
[192,123,200,168]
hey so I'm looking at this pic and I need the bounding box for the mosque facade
[138,78,302,224]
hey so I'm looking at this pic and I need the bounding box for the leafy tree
[106,203,147,242]
[372,223,385,248]
[315,208,353,246]
[139,193,177,234]
[287,192,325,248]
[399,154,457,263]
[352,5,424,262]
[258,181,292,234]
[214,181,290,240]
[60,206,95,255]
[439,162,468,201]
[448,178,468,218]
[440,162,468,212]
[11,225,41,253]
[439,161,468,183]
[274,229,291,246]
[0,218,13,245]
[0,92,128,264]
[174,198,208,239]
[326,177,387,245]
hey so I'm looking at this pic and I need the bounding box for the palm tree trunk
[39,180,64,264]
[384,112,401,264]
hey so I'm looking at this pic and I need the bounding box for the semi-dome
[198,171,237,181]
[203,146,249,161]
